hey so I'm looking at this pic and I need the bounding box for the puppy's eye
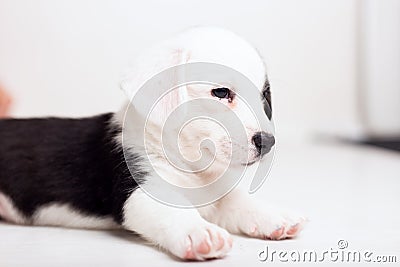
[211,88,231,99]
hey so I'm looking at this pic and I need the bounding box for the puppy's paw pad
[196,240,211,254]
[181,224,232,261]
[240,211,306,240]
[283,216,306,238]
[184,246,196,259]
[268,226,286,240]
[286,223,300,236]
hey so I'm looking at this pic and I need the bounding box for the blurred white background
[1,0,399,140]
[0,0,379,139]
[2,0,400,141]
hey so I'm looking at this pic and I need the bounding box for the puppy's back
[0,114,130,221]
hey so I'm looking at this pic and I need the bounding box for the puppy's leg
[199,189,306,240]
[122,188,232,260]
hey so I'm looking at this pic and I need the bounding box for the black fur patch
[0,113,147,224]
[262,79,272,120]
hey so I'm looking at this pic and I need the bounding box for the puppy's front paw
[242,211,306,240]
[170,222,232,261]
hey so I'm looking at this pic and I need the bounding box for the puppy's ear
[120,42,189,126]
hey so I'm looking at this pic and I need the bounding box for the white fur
[120,27,274,182]
[119,27,305,260]
[198,189,306,239]
[120,27,266,101]
[0,192,119,229]
[123,188,232,260]
[0,192,27,224]
[33,204,119,229]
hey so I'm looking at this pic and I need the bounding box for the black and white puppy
[0,27,304,260]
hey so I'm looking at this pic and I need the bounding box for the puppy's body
[0,114,143,227]
[0,27,305,261]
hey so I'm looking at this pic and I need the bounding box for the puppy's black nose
[252,131,275,157]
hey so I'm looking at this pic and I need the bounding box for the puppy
[0,27,304,260]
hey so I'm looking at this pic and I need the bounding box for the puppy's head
[121,27,274,175]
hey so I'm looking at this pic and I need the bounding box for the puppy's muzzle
[252,131,275,158]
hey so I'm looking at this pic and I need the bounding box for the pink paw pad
[196,240,211,254]
[287,223,299,236]
[269,226,285,240]
[184,246,196,260]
